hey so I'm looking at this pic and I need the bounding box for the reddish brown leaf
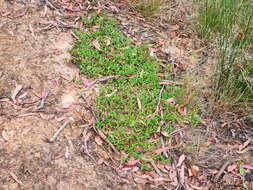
[124,159,140,166]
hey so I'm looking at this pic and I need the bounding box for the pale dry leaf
[83,80,93,87]
[177,154,186,167]
[121,167,132,171]
[227,164,237,172]
[164,164,172,171]
[95,136,104,146]
[92,39,101,50]
[137,97,142,110]
[177,105,187,115]
[189,165,199,176]
[161,131,169,137]
[188,168,193,177]
[11,84,22,103]
[105,37,111,46]
[168,24,180,31]
[166,98,174,105]
[2,130,9,141]
[169,169,177,183]
[134,177,148,184]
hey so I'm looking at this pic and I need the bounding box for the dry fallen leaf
[177,154,186,167]
[189,165,199,176]
[179,164,185,184]
[124,159,140,167]
[161,131,169,137]
[177,105,187,115]
[134,177,148,184]
[11,84,23,103]
[227,164,237,172]
[166,98,174,105]
[92,39,101,50]
[2,130,9,141]
[168,24,180,31]
[95,136,104,146]
[137,97,142,110]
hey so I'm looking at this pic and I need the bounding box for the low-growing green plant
[71,13,199,159]
[197,0,253,113]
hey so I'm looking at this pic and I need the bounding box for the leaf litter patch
[68,1,253,188]
[70,12,202,189]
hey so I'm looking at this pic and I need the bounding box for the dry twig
[44,0,64,14]
[214,160,231,181]
[8,171,24,186]
[47,120,69,143]
[83,101,120,154]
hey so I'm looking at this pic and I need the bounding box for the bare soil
[0,1,134,189]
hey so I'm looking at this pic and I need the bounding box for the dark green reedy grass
[197,0,253,114]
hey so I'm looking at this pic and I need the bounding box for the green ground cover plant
[71,13,199,160]
[197,0,253,114]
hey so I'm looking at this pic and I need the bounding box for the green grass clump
[197,0,253,113]
[71,13,199,159]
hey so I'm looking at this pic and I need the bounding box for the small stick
[8,171,24,186]
[214,160,231,181]
[84,103,120,154]
[48,121,69,143]
[83,139,96,162]
[145,86,164,119]
[95,75,120,84]
[143,158,163,176]
[44,0,64,14]
[156,86,164,113]
[160,80,182,86]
